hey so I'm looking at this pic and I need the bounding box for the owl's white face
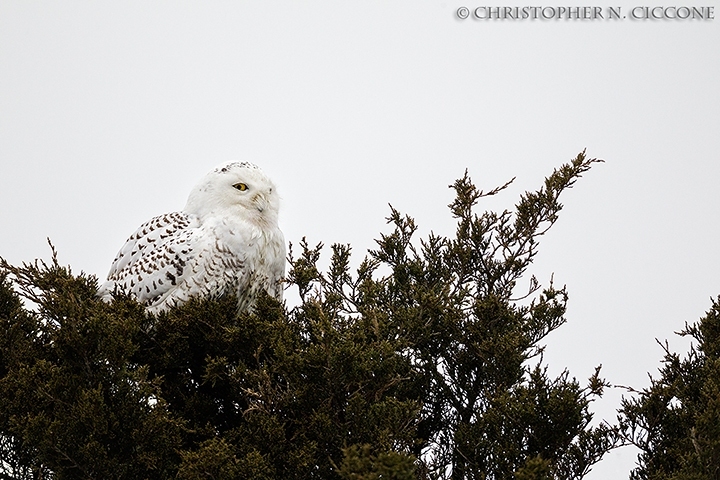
[184,162,280,223]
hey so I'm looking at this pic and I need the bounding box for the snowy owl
[98,162,286,314]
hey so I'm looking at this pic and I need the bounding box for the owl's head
[184,162,280,224]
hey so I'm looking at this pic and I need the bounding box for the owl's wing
[99,212,202,305]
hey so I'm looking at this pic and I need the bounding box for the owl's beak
[253,194,267,213]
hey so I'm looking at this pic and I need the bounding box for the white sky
[1,2,719,477]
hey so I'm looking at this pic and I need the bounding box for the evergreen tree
[620,297,720,479]
[0,151,618,479]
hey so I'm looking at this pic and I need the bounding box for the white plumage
[98,162,285,314]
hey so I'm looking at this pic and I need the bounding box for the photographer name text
[456,5,715,20]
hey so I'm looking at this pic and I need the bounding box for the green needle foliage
[620,298,720,480]
[0,151,619,479]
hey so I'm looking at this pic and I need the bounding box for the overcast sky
[1,1,719,477]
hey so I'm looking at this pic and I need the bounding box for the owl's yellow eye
[233,183,248,191]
